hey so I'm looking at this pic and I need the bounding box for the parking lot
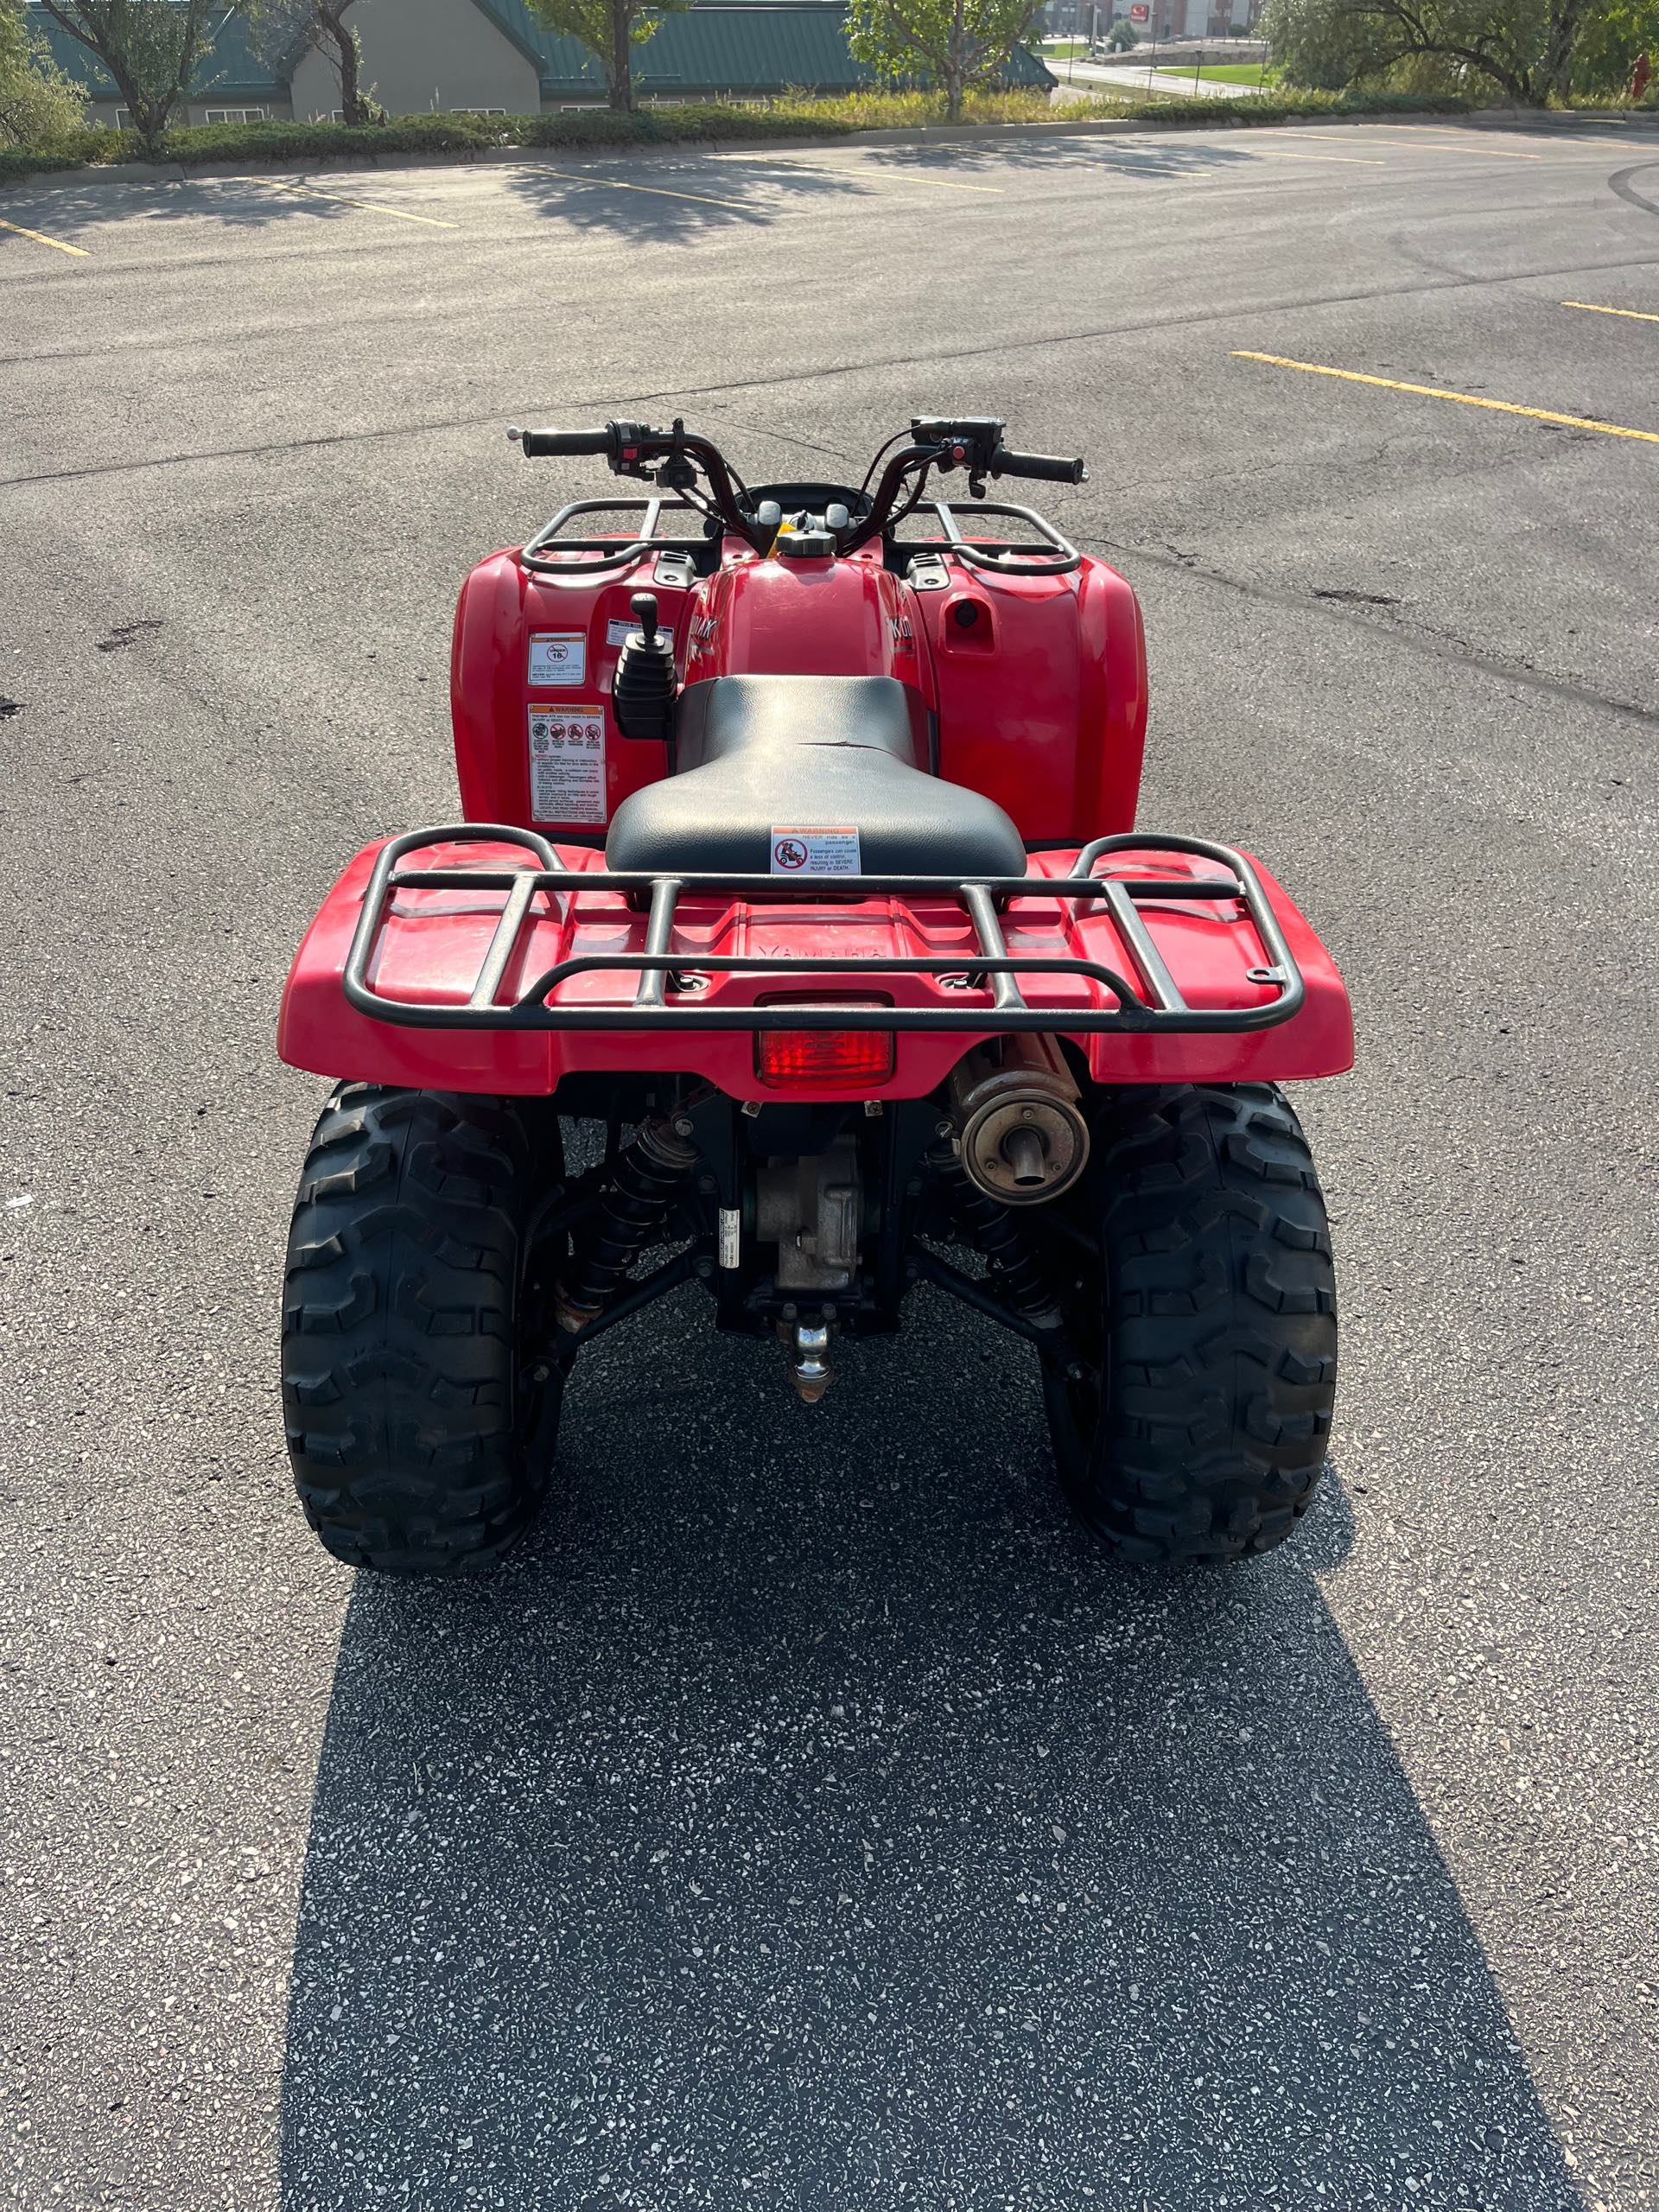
[3,118,1657,2209]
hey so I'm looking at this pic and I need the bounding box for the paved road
[1052,57,1268,95]
[2,120,1656,2211]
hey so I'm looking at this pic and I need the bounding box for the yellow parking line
[534,165,755,213]
[1233,349,1659,446]
[0,214,90,257]
[226,176,457,227]
[1283,130,1543,160]
[718,154,1001,195]
[1243,149,1386,166]
[856,169,1002,194]
[1563,299,1659,326]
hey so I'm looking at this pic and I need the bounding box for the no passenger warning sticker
[529,705,606,824]
[770,828,861,877]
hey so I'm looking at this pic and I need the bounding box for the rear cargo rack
[341,827,1304,1036]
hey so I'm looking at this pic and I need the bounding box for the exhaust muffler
[946,1035,1090,1206]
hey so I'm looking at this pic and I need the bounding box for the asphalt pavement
[2,120,1656,2211]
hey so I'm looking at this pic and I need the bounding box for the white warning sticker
[529,705,607,824]
[606,617,645,648]
[528,632,587,689]
[770,827,861,877]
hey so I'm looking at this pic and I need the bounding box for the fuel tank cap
[776,526,836,560]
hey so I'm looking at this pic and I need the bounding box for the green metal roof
[474,0,1055,94]
[26,5,290,100]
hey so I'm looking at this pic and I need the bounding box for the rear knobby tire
[1044,1083,1337,1565]
[281,1084,563,1576]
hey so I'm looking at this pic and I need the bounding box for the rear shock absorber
[931,1143,1063,1331]
[555,1111,699,1334]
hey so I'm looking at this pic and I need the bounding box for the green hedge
[1068,86,1477,124]
[0,85,1497,185]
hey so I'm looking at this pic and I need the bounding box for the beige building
[289,0,543,123]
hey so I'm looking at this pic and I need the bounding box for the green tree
[1263,0,1618,100]
[848,0,1047,118]
[1567,0,1658,89]
[525,0,689,112]
[254,0,375,124]
[0,0,87,144]
[35,0,256,148]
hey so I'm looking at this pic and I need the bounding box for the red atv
[279,416,1351,1576]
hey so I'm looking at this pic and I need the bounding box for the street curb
[4,104,1656,192]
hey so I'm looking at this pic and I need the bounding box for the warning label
[529,706,606,824]
[770,827,862,877]
[528,632,587,689]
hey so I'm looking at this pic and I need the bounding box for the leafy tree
[254,0,377,124]
[1263,0,1626,101]
[526,0,690,111]
[1105,16,1138,43]
[35,0,256,148]
[1567,0,1659,89]
[848,0,1048,119]
[0,0,86,143]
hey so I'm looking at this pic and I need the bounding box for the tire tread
[1049,1083,1337,1565]
[280,1086,559,1576]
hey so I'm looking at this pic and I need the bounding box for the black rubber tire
[1044,1083,1337,1565]
[281,1084,564,1576]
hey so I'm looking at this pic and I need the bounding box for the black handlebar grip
[511,426,613,459]
[993,448,1089,486]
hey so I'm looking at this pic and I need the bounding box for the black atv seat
[604,674,1027,880]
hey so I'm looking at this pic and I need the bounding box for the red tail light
[755,1018,895,1089]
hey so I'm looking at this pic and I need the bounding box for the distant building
[29,0,1054,129]
[1044,0,1260,35]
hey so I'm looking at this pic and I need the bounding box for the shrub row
[0,86,1500,186]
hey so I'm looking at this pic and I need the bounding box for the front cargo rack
[906,499,1081,577]
[341,827,1305,1036]
[521,496,713,578]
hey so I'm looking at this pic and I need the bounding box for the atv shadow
[282,1292,1582,2210]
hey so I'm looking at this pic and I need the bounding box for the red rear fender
[279,837,1353,1102]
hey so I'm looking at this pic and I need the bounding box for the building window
[449,106,507,115]
[204,107,268,124]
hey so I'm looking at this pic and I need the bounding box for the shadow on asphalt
[280,1294,1581,2210]
[0,175,353,243]
[499,156,865,241]
[863,136,1259,180]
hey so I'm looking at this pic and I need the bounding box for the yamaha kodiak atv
[279,416,1351,1573]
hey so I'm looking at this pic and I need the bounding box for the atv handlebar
[510,425,612,458]
[993,448,1089,486]
[507,414,1087,551]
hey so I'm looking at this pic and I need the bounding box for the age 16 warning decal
[528,632,587,688]
[529,706,606,825]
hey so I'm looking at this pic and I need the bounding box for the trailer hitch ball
[782,1319,834,1403]
[946,1035,1090,1206]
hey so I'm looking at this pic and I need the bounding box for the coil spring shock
[931,1142,1063,1330]
[555,1112,698,1333]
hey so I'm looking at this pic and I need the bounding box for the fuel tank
[682,549,927,686]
